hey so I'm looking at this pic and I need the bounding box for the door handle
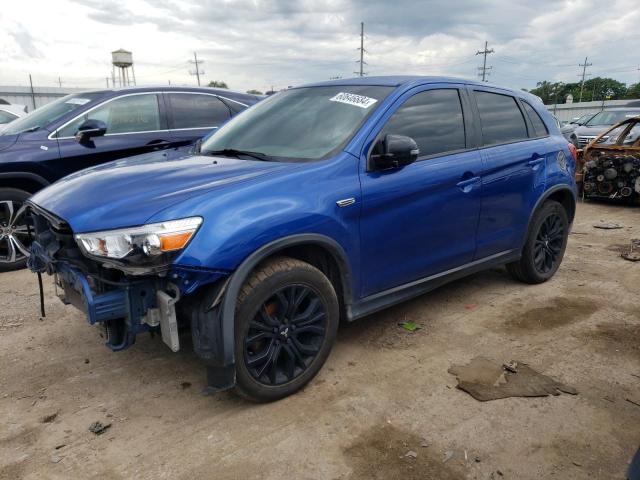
[527,155,544,167]
[146,140,171,148]
[456,175,481,193]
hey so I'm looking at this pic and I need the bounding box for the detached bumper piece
[29,238,179,352]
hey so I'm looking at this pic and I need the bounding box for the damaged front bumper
[26,207,228,354]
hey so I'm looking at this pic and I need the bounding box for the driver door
[358,85,483,297]
[52,93,172,178]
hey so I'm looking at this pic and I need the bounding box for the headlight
[75,217,202,261]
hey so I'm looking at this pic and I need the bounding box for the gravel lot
[1,201,639,480]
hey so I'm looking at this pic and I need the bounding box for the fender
[521,184,576,249]
[196,233,353,392]
[0,171,50,188]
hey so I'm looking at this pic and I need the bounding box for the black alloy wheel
[506,200,569,284]
[533,213,565,274]
[234,257,339,402]
[244,284,327,386]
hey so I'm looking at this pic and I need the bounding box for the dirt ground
[1,201,639,480]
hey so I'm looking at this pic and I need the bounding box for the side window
[522,101,549,137]
[379,89,466,158]
[57,94,161,137]
[0,111,17,123]
[167,93,231,129]
[474,91,528,146]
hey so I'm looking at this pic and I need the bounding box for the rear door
[470,88,548,258]
[164,92,232,147]
[53,92,171,177]
[358,85,483,297]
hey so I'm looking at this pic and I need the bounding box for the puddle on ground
[585,323,640,361]
[343,424,463,480]
[504,297,599,332]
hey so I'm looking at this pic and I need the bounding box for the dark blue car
[26,76,577,401]
[0,86,261,271]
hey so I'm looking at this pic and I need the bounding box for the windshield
[586,110,640,127]
[201,85,393,161]
[1,92,102,136]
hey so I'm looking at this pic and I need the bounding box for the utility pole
[578,56,592,103]
[189,52,205,86]
[105,77,110,88]
[476,41,494,82]
[28,74,36,111]
[354,22,367,77]
[57,77,62,88]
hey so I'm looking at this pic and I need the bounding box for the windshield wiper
[21,126,40,133]
[205,148,270,162]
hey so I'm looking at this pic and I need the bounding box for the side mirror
[370,134,419,171]
[75,119,107,143]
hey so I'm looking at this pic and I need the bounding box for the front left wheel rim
[244,284,327,386]
[0,201,31,266]
[533,213,564,274]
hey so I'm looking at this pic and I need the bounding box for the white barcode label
[329,92,378,109]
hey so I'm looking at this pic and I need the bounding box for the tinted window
[522,101,548,137]
[474,91,528,145]
[201,85,392,161]
[380,89,466,157]
[1,93,102,136]
[0,111,17,123]
[167,93,231,129]
[58,94,161,137]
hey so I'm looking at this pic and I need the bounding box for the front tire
[234,257,339,402]
[506,200,569,284]
[0,188,32,272]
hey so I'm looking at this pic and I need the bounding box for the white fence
[545,99,640,122]
[0,86,89,111]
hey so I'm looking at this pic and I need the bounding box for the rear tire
[506,200,569,284]
[234,257,339,402]
[0,188,32,272]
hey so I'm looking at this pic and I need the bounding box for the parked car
[561,112,597,146]
[0,104,26,127]
[574,108,640,147]
[0,86,261,271]
[26,76,577,402]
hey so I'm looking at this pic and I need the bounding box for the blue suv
[0,86,261,271]
[26,76,577,401]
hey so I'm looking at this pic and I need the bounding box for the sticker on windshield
[329,92,378,109]
[65,98,91,105]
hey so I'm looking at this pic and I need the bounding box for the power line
[476,41,494,82]
[188,52,205,86]
[354,22,367,77]
[578,56,592,102]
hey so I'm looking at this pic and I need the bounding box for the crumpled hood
[30,149,289,233]
[0,133,18,152]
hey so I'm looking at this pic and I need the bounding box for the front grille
[578,135,608,147]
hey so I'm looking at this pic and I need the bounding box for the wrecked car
[25,76,577,402]
[581,115,640,203]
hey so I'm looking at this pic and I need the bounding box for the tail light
[568,143,578,162]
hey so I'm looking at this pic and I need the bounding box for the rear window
[522,101,549,137]
[167,93,231,129]
[474,91,528,146]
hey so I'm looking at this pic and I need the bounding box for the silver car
[574,108,640,148]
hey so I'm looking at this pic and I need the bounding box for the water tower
[111,49,136,87]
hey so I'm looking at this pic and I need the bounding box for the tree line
[526,77,640,104]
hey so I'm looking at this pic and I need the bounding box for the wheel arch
[0,172,49,194]
[216,234,353,366]
[523,184,576,248]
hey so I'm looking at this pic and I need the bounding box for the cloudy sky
[1,0,639,93]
